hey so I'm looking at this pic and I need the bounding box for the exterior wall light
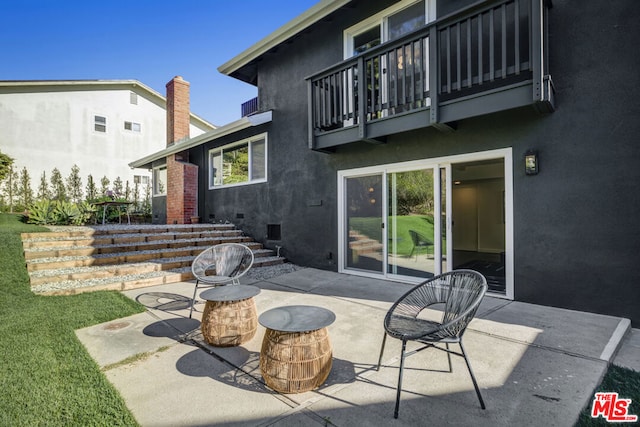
[525,150,539,175]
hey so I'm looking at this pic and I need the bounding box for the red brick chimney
[165,76,198,224]
[166,76,190,146]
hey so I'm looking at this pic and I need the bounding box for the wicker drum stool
[200,285,260,347]
[258,305,336,393]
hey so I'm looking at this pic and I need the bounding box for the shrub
[25,199,55,224]
[25,200,97,225]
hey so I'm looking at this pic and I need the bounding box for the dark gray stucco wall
[513,0,640,323]
[152,196,166,224]
[196,0,640,324]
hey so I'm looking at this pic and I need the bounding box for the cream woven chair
[377,269,488,418]
[189,243,254,318]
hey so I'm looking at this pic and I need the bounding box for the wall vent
[267,224,281,241]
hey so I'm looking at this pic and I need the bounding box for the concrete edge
[599,318,631,362]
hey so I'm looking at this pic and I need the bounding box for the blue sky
[0,0,319,125]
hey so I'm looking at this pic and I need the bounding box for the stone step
[349,239,383,253]
[23,236,255,261]
[31,270,192,296]
[20,229,243,249]
[22,224,285,295]
[20,223,235,239]
[22,224,286,295]
[28,248,277,283]
[25,243,272,272]
[28,259,192,286]
[30,255,285,295]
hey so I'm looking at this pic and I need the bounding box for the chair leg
[189,281,199,319]
[445,342,452,373]
[377,333,387,371]
[459,341,486,409]
[394,340,408,419]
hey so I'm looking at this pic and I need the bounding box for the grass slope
[0,214,145,426]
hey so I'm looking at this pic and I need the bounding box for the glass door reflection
[345,174,384,273]
[387,169,436,278]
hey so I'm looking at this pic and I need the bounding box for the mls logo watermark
[591,392,638,423]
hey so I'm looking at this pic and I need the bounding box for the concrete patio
[76,267,636,426]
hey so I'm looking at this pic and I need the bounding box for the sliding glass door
[339,149,513,297]
[387,169,439,278]
[342,166,446,280]
[345,174,384,272]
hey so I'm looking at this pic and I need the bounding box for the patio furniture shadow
[142,317,200,341]
[136,291,192,312]
[175,347,356,394]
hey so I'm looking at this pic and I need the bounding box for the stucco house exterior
[131,0,640,325]
[0,79,214,198]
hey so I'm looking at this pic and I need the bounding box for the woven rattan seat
[189,243,254,318]
[377,269,488,418]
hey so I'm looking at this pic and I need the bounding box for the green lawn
[350,214,438,256]
[0,213,145,426]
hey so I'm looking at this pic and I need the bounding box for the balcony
[307,0,554,151]
[241,96,259,117]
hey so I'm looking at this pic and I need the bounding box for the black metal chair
[189,243,254,318]
[408,229,433,260]
[377,269,488,418]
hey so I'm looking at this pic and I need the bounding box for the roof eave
[129,110,273,170]
[217,0,351,82]
[0,79,216,130]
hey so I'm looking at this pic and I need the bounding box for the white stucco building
[0,80,214,196]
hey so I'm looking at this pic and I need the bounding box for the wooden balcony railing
[307,0,552,150]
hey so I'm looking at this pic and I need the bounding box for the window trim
[343,0,435,59]
[134,175,150,185]
[152,165,167,196]
[208,133,268,189]
[94,115,107,133]
[124,121,141,132]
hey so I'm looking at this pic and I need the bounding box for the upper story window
[130,91,138,105]
[134,175,149,185]
[94,115,107,133]
[124,121,141,132]
[344,0,435,59]
[153,165,167,196]
[209,133,267,189]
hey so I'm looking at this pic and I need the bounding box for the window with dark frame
[94,115,106,132]
[124,121,141,132]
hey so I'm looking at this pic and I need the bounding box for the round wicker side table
[258,305,336,393]
[200,285,260,347]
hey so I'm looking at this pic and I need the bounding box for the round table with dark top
[258,305,336,393]
[200,285,260,347]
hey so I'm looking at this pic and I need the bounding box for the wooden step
[31,270,193,296]
[23,235,252,260]
[30,256,287,296]
[20,229,243,250]
[22,223,286,295]
[20,223,236,239]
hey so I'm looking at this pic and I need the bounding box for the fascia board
[129,110,272,169]
[217,0,351,77]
